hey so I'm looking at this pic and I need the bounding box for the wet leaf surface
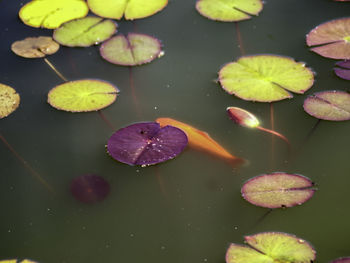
[48,79,119,112]
[0,83,20,119]
[219,55,314,102]
[241,172,315,209]
[196,0,263,22]
[53,16,117,47]
[100,33,163,66]
[70,174,110,204]
[306,18,350,59]
[226,232,316,263]
[303,90,350,121]
[11,36,60,58]
[87,0,168,20]
[19,0,88,29]
[107,122,188,166]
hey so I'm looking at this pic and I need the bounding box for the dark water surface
[1,0,350,262]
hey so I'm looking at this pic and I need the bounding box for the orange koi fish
[156,117,246,166]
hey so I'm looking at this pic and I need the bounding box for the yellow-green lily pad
[226,232,316,263]
[196,0,263,22]
[53,16,117,47]
[219,55,314,102]
[100,33,163,66]
[48,79,119,112]
[0,83,20,119]
[19,0,89,29]
[87,0,168,20]
[11,36,60,58]
[0,260,38,263]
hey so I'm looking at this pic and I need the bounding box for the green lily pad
[219,55,314,102]
[53,16,117,47]
[303,90,350,121]
[100,33,163,66]
[87,0,168,20]
[48,79,119,112]
[0,83,20,119]
[241,172,315,209]
[19,0,89,29]
[226,232,316,263]
[306,18,350,60]
[196,0,263,22]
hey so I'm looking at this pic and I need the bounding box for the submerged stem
[43,58,68,82]
[0,133,55,194]
[257,126,291,150]
[234,22,245,56]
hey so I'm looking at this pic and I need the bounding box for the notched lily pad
[334,60,350,80]
[219,55,314,102]
[87,0,168,20]
[53,16,117,47]
[19,0,89,29]
[0,83,20,119]
[241,172,315,209]
[307,18,350,59]
[71,174,110,204]
[48,79,119,112]
[196,0,263,22]
[100,33,163,66]
[226,232,316,263]
[11,37,59,58]
[303,90,350,121]
[107,122,188,166]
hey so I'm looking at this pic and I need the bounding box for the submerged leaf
[107,122,188,166]
[226,232,316,263]
[19,0,89,29]
[100,33,163,66]
[219,55,314,102]
[48,79,119,112]
[303,90,350,121]
[71,174,110,204]
[196,0,263,22]
[87,0,168,20]
[0,83,20,119]
[53,16,117,47]
[11,37,59,58]
[306,18,350,59]
[241,172,315,208]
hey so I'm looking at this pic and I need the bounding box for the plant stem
[43,58,68,82]
[129,67,141,118]
[256,125,291,150]
[0,133,55,194]
[234,22,245,56]
[97,110,115,130]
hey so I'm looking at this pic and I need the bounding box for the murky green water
[1,0,350,262]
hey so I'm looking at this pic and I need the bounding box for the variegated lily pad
[11,36,59,58]
[241,172,315,209]
[303,90,350,121]
[53,16,117,47]
[219,55,314,102]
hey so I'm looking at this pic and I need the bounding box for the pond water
[1,0,350,262]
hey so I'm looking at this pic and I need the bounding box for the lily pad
[241,172,315,209]
[11,37,60,58]
[107,122,188,166]
[0,260,38,263]
[70,174,110,204]
[306,18,350,59]
[219,55,314,102]
[331,257,350,263]
[19,0,89,29]
[53,16,117,47]
[0,84,20,119]
[226,232,316,263]
[196,0,263,22]
[100,33,163,66]
[87,0,168,20]
[303,90,350,121]
[334,60,350,80]
[48,79,119,112]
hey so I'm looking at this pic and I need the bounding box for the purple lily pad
[330,257,350,263]
[70,174,110,204]
[303,90,350,121]
[107,122,188,166]
[334,60,350,80]
[241,172,315,209]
